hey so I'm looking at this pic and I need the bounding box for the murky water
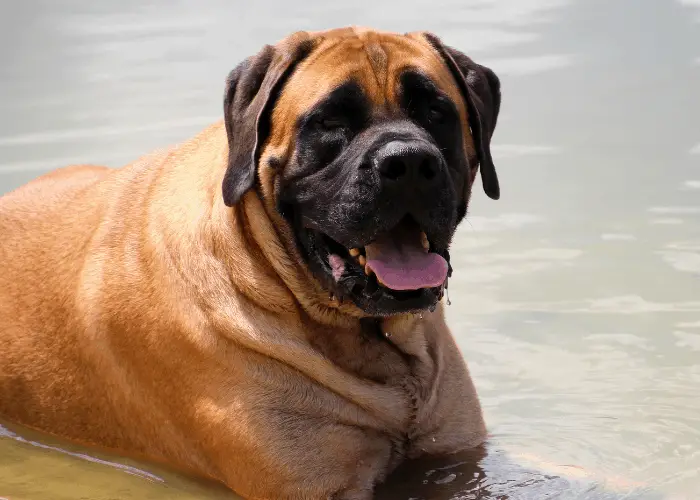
[1,0,699,499]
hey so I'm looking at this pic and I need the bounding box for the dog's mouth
[328,223,448,291]
[302,216,451,315]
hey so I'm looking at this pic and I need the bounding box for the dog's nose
[375,141,441,187]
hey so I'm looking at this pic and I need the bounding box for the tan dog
[0,27,501,499]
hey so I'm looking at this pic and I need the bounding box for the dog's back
[0,165,114,432]
[0,150,179,447]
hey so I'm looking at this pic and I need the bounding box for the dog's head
[222,28,501,317]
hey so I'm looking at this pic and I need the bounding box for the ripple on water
[0,424,164,483]
[448,294,700,316]
[600,233,636,241]
[491,143,560,158]
[0,421,239,499]
[674,330,700,350]
[648,206,700,215]
[451,317,700,499]
[485,54,573,76]
[658,240,700,275]
[454,247,583,284]
[650,218,685,225]
[462,213,544,232]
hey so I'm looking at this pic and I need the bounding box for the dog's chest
[331,331,408,380]
[307,320,438,433]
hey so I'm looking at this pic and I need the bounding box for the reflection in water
[1,0,700,498]
[0,421,662,500]
[0,424,163,483]
[377,445,665,500]
[0,420,236,500]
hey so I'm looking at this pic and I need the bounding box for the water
[1,0,699,498]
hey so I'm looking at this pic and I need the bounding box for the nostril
[419,158,436,181]
[381,158,407,181]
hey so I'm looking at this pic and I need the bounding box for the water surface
[1,0,699,498]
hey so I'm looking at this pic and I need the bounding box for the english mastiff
[0,27,501,499]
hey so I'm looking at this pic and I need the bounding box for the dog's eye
[316,117,347,131]
[427,104,447,123]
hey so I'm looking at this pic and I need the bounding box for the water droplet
[384,332,391,338]
[445,288,451,306]
[431,437,436,442]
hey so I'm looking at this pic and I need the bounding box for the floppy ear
[420,33,502,200]
[222,33,314,206]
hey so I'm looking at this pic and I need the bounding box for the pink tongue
[365,229,448,291]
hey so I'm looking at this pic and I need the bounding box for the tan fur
[0,28,486,500]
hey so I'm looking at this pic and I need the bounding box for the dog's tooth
[420,232,430,252]
[364,264,372,276]
[349,248,360,257]
[358,255,366,267]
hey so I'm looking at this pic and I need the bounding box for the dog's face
[222,28,501,317]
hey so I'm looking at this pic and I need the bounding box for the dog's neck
[206,187,448,426]
[210,187,439,346]
[209,188,368,329]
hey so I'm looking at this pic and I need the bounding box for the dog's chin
[298,217,451,317]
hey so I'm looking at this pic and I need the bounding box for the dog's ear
[419,33,502,200]
[222,33,314,206]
